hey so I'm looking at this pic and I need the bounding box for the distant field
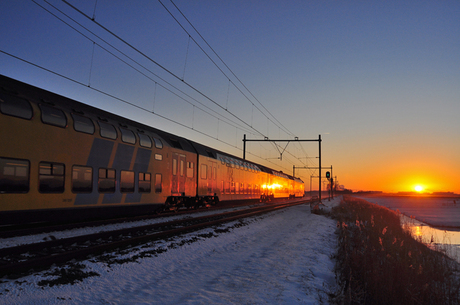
[353,195,460,228]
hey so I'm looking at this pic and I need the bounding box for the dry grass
[330,196,460,304]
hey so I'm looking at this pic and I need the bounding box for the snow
[0,197,341,304]
[355,195,460,228]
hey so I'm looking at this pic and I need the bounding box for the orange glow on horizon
[338,165,458,194]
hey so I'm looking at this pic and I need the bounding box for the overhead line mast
[243,134,323,202]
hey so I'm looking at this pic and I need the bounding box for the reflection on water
[401,214,460,263]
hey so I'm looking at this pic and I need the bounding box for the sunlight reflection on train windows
[138,133,152,148]
[180,160,184,177]
[120,171,135,192]
[39,104,67,127]
[172,159,177,176]
[98,168,116,193]
[98,122,117,139]
[72,165,93,193]
[139,172,151,193]
[155,174,162,193]
[39,162,65,193]
[0,92,33,119]
[153,138,163,149]
[201,164,207,179]
[72,113,95,134]
[120,128,136,144]
[0,158,30,193]
[187,162,194,178]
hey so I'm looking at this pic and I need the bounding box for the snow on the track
[0,197,341,304]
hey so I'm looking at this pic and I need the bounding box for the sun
[414,185,424,192]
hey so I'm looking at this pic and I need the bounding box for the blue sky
[1,0,459,192]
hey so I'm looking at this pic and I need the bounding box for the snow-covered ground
[0,197,341,304]
[354,195,460,228]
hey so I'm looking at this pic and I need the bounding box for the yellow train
[0,75,304,224]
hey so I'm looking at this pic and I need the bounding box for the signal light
[326,171,330,179]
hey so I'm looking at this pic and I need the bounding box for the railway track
[0,199,273,239]
[0,199,310,278]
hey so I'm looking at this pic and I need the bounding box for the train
[0,74,304,224]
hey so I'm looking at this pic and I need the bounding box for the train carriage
[0,75,304,224]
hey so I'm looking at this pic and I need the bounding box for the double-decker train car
[0,75,304,224]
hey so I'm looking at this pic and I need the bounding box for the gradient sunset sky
[1,0,459,193]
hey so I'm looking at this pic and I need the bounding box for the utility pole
[319,134,321,202]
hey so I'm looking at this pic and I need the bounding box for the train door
[210,161,217,195]
[172,153,186,195]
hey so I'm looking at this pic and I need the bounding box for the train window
[155,154,163,161]
[153,138,163,149]
[220,181,224,193]
[235,182,239,194]
[139,172,151,193]
[212,167,217,180]
[225,182,230,194]
[0,157,29,193]
[172,159,177,176]
[39,104,67,128]
[72,165,93,193]
[120,128,136,144]
[186,162,194,178]
[200,164,207,179]
[72,114,95,134]
[0,92,33,119]
[231,182,235,194]
[39,162,65,193]
[120,170,135,192]
[155,174,162,193]
[98,122,117,140]
[138,133,152,148]
[180,160,184,177]
[98,168,116,193]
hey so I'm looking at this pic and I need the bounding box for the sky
[1,0,459,193]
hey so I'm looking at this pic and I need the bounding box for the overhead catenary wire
[60,0,311,170]
[73,1,315,176]
[165,0,316,168]
[166,0,295,138]
[160,0,302,158]
[12,0,316,178]
[60,0,269,140]
[35,0,258,138]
